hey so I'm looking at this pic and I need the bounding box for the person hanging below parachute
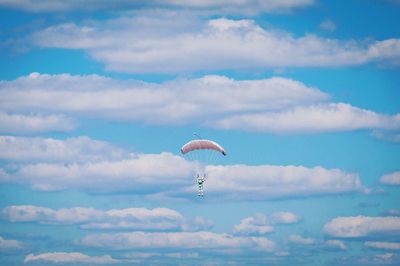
[181,137,227,197]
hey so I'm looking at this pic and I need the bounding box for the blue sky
[0,0,400,265]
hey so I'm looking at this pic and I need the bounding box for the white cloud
[323,216,400,238]
[24,252,122,264]
[233,213,274,235]
[210,103,400,133]
[201,164,361,200]
[0,0,315,14]
[8,152,194,192]
[0,236,22,250]
[29,17,400,73]
[233,212,300,235]
[288,235,315,245]
[270,212,300,224]
[325,240,346,250]
[2,73,398,134]
[2,205,211,231]
[80,231,276,251]
[165,252,199,259]
[380,171,400,185]
[0,136,127,163]
[365,241,400,250]
[0,140,361,199]
[0,112,75,134]
[0,73,327,125]
[319,19,336,32]
[1,159,361,199]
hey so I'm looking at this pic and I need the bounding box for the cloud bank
[24,252,122,264]
[2,73,398,135]
[0,0,315,14]
[80,231,275,251]
[2,205,211,231]
[29,17,400,73]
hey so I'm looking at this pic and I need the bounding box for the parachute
[181,138,226,196]
[181,139,227,156]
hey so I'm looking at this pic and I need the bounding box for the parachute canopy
[181,139,227,156]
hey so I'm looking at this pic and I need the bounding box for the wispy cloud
[2,205,212,231]
[0,236,22,250]
[365,241,400,250]
[0,0,315,14]
[288,234,315,245]
[24,252,123,264]
[79,231,276,251]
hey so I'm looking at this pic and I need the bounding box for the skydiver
[196,173,207,196]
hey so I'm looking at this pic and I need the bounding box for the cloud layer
[80,231,275,251]
[24,252,122,264]
[29,17,400,73]
[0,0,315,14]
[2,73,398,135]
[2,205,212,231]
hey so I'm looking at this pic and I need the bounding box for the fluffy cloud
[1,205,212,231]
[323,216,400,238]
[29,17,400,73]
[1,158,361,199]
[0,236,22,250]
[270,212,300,224]
[24,252,122,264]
[0,73,327,125]
[233,212,300,235]
[7,152,194,192]
[0,112,75,134]
[201,164,361,200]
[210,103,400,133]
[288,235,315,245]
[0,136,127,163]
[80,231,275,251]
[365,241,400,250]
[0,0,314,14]
[2,73,397,134]
[380,171,400,185]
[2,73,398,134]
[233,213,274,235]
